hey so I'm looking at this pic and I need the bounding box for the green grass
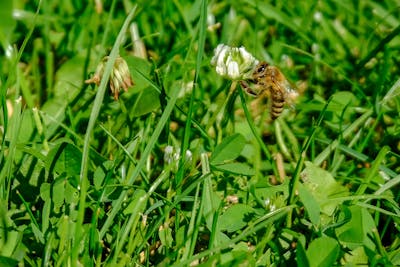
[1,0,400,266]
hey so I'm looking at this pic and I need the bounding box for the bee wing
[270,68,298,106]
[282,79,298,103]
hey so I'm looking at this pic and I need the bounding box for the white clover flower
[211,44,259,80]
[185,150,193,163]
[163,145,193,172]
[313,11,322,22]
[226,58,240,79]
[164,145,174,164]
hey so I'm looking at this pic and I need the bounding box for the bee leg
[240,80,258,97]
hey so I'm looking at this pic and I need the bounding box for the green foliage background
[0,0,399,266]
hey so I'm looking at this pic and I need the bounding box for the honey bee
[240,61,297,120]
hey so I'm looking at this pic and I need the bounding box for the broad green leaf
[330,91,358,108]
[0,1,16,49]
[335,205,376,250]
[0,256,19,267]
[159,226,173,248]
[125,56,152,92]
[64,181,79,204]
[129,86,160,117]
[298,183,320,226]
[93,165,106,190]
[93,160,115,190]
[253,181,289,204]
[301,161,348,216]
[326,91,359,123]
[31,221,44,244]
[213,162,255,176]
[124,56,160,117]
[0,222,20,258]
[53,176,66,210]
[389,249,400,265]
[47,142,82,177]
[296,241,310,267]
[175,225,186,249]
[123,189,147,215]
[342,246,369,266]
[89,227,101,257]
[202,177,221,231]
[57,215,72,252]
[5,109,35,144]
[220,242,256,266]
[306,236,340,267]
[42,55,87,138]
[53,55,86,99]
[40,183,51,201]
[210,133,246,164]
[41,200,51,234]
[218,204,256,233]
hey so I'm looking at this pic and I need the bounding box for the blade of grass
[313,109,373,166]
[329,119,367,175]
[175,0,207,186]
[381,77,400,106]
[171,205,293,267]
[0,78,9,172]
[356,24,400,69]
[112,165,173,262]
[101,0,118,50]
[182,180,202,261]
[132,173,210,261]
[286,99,329,227]
[283,43,368,102]
[244,0,311,44]
[133,67,211,144]
[374,174,400,196]
[98,58,181,240]
[99,124,149,184]
[277,118,301,161]
[0,1,41,175]
[237,86,279,178]
[309,135,397,179]
[41,0,54,95]
[0,97,22,200]
[17,190,44,243]
[353,145,390,199]
[275,119,293,162]
[74,6,138,261]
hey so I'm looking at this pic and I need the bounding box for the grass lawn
[1,0,400,266]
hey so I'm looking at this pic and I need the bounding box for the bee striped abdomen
[240,61,297,121]
[270,88,285,120]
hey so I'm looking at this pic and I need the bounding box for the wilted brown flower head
[85,56,134,100]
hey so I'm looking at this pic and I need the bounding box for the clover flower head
[164,145,193,172]
[85,56,134,100]
[211,44,259,80]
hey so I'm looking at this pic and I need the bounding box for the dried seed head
[85,56,134,100]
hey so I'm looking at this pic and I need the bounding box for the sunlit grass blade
[237,85,279,178]
[313,109,373,166]
[98,67,180,241]
[171,206,292,267]
[74,5,138,262]
[354,146,390,198]
[357,24,400,69]
[175,0,208,186]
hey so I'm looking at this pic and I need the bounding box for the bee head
[256,62,269,73]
